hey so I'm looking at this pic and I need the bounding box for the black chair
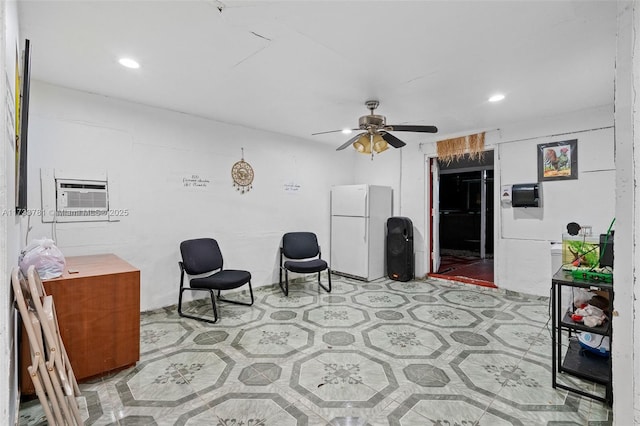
[179,238,254,323]
[279,232,331,296]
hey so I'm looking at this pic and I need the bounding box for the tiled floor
[19,275,613,425]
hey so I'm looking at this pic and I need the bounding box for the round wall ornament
[231,148,254,193]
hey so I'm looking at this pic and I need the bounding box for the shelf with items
[560,311,610,335]
[560,338,610,385]
[551,270,613,405]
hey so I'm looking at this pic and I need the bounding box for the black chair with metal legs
[279,232,331,296]
[178,238,254,323]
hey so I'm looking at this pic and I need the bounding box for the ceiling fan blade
[312,128,358,136]
[336,132,366,151]
[380,132,406,149]
[387,124,438,133]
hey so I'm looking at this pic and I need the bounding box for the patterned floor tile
[486,322,552,358]
[389,393,522,426]
[304,304,372,329]
[291,349,399,409]
[484,395,594,426]
[361,322,450,359]
[297,384,401,426]
[18,276,612,425]
[140,320,196,355]
[174,392,307,425]
[407,302,484,329]
[231,321,315,359]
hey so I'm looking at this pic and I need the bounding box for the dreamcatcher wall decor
[231,148,254,193]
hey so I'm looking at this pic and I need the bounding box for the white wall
[493,112,614,296]
[1,0,21,422]
[353,147,430,275]
[353,105,614,297]
[632,2,640,421]
[613,2,637,424]
[26,81,354,311]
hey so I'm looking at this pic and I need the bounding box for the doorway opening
[429,152,495,287]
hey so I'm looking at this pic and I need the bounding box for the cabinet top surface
[45,254,139,281]
[552,270,613,290]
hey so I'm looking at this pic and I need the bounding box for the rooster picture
[557,147,570,170]
[541,141,575,178]
[544,148,559,171]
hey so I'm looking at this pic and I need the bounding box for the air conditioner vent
[65,190,107,209]
[59,183,107,190]
[55,178,109,221]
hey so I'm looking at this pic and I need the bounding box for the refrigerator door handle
[364,217,367,243]
[364,193,368,217]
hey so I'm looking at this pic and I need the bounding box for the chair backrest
[282,232,320,260]
[180,238,224,275]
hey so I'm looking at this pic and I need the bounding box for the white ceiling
[18,1,617,148]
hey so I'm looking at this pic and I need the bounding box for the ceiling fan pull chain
[371,134,374,160]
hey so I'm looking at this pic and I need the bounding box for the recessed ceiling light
[342,128,353,134]
[489,94,505,102]
[118,58,140,69]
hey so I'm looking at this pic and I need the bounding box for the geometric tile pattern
[362,323,449,359]
[323,331,356,346]
[291,349,398,408]
[440,289,504,309]
[403,364,450,387]
[238,363,282,386]
[487,322,550,358]
[304,305,370,328]
[18,276,613,425]
[115,348,235,407]
[408,303,482,328]
[231,322,314,358]
[352,291,409,309]
[388,393,526,425]
[450,330,490,346]
[174,392,307,425]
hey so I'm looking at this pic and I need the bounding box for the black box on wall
[512,183,541,208]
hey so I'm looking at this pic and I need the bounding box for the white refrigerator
[330,184,393,281]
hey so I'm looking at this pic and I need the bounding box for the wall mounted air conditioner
[55,178,108,221]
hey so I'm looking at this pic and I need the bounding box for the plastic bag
[19,238,66,279]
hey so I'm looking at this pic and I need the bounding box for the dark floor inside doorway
[430,254,496,288]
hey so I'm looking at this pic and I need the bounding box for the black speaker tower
[386,217,414,281]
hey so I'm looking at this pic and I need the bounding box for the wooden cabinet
[20,254,140,394]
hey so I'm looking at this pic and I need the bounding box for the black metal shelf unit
[551,271,613,405]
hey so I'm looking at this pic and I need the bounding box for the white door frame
[429,157,440,273]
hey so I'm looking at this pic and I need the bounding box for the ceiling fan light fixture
[372,134,388,153]
[489,93,505,102]
[353,134,372,154]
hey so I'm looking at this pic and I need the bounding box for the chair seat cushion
[190,269,251,290]
[284,259,327,274]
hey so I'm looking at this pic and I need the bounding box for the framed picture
[538,139,578,181]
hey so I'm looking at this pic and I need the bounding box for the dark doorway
[432,152,495,286]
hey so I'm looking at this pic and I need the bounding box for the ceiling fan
[313,100,438,155]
